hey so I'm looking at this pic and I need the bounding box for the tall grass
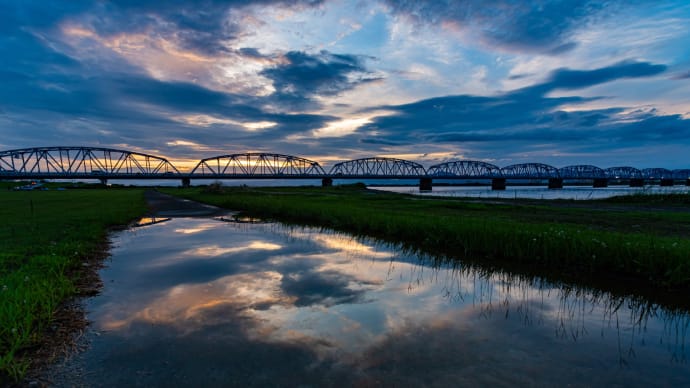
[0,188,145,383]
[164,186,690,289]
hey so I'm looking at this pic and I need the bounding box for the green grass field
[0,186,145,383]
[163,184,690,291]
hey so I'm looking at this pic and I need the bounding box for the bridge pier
[181,177,191,188]
[548,178,563,189]
[98,178,108,185]
[629,179,644,187]
[419,177,432,191]
[593,178,608,188]
[491,178,506,190]
[686,179,690,187]
[660,179,674,187]
[322,177,333,187]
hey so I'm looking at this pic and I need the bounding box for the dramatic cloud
[262,51,381,98]
[281,269,369,307]
[260,50,383,110]
[57,0,325,55]
[544,61,668,91]
[382,0,614,54]
[0,0,689,167]
[355,61,690,166]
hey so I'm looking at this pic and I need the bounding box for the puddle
[45,217,690,386]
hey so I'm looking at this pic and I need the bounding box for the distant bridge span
[673,169,690,180]
[329,157,427,178]
[558,165,606,180]
[0,147,178,182]
[427,160,502,178]
[0,147,688,190]
[191,153,327,177]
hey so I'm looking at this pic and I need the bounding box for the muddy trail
[143,190,226,217]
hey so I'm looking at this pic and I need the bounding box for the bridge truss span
[427,160,502,178]
[0,146,179,177]
[558,165,606,179]
[190,153,326,177]
[673,169,690,180]
[329,157,427,177]
[500,163,559,179]
[604,166,642,179]
[641,168,673,180]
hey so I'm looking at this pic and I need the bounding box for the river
[50,178,690,200]
[371,184,690,200]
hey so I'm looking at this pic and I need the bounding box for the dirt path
[144,190,227,217]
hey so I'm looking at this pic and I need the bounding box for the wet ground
[143,190,227,217]
[41,193,690,387]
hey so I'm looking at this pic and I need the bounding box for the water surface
[373,184,690,200]
[50,217,690,386]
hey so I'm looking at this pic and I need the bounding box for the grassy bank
[163,185,690,290]
[0,187,145,383]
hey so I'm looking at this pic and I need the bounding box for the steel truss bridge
[1,146,688,190]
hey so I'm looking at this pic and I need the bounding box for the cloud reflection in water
[78,217,690,386]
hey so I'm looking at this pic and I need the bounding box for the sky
[1,0,689,170]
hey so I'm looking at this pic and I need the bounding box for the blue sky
[1,0,689,170]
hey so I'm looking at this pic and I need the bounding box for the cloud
[281,269,369,307]
[64,1,325,56]
[260,50,383,109]
[672,70,690,80]
[0,1,91,34]
[1,1,688,168]
[382,0,617,54]
[0,3,348,156]
[354,60,689,164]
[544,61,667,91]
[0,57,338,156]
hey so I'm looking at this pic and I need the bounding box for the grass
[0,186,146,383]
[162,184,690,291]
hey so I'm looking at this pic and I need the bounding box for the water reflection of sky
[65,218,690,386]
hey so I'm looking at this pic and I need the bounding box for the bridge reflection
[1,147,688,191]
